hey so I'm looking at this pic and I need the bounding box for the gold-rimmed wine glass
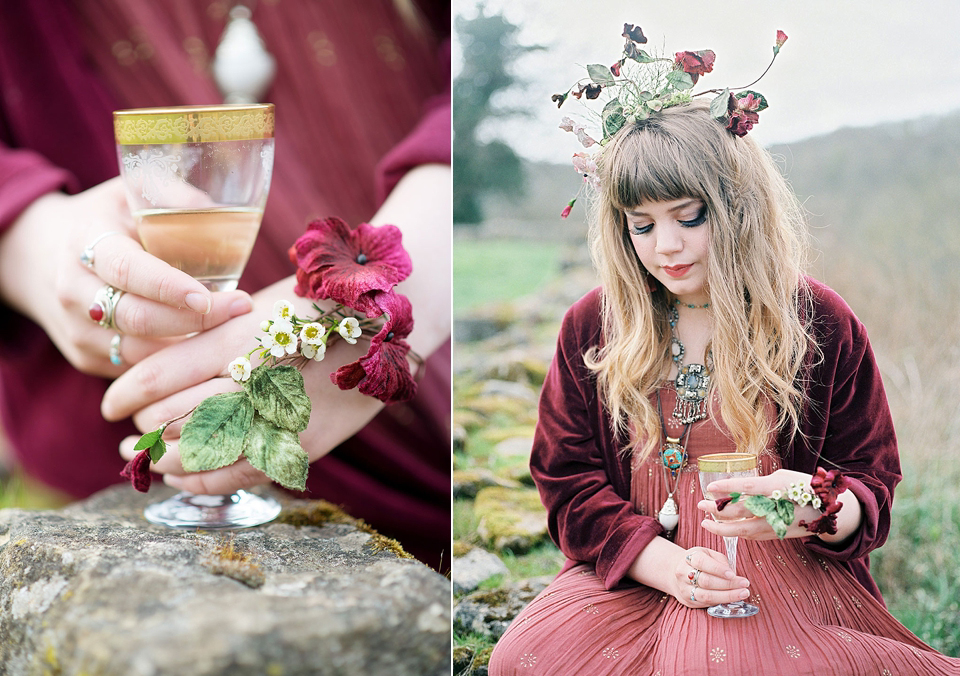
[114,103,278,529]
[697,452,760,618]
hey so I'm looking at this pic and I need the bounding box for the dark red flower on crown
[331,291,417,403]
[674,50,716,84]
[291,217,412,317]
[551,91,569,108]
[610,60,623,77]
[622,23,647,44]
[724,91,766,137]
[121,449,153,493]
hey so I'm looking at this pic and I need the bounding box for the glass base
[143,490,281,529]
[707,601,760,619]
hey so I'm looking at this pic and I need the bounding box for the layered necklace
[656,299,712,535]
[668,301,712,424]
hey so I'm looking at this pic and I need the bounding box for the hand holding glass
[698,452,760,618]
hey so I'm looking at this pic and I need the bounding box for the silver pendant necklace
[668,304,712,424]
[212,5,277,103]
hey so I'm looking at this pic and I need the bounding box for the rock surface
[453,577,552,640]
[0,485,450,676]
[451,547,509,596]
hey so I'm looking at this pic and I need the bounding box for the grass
[453,237,562,316]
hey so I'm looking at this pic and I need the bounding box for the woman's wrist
[814,488,862,544]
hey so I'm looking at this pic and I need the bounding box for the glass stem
[723,536,738,576]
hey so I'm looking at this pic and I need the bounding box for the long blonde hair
[584,102,814,461]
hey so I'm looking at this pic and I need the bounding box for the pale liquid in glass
[136,207,262,291]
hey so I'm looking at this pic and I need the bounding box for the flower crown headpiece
[555,23,788,218]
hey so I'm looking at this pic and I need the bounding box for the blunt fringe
[583,102,815,463]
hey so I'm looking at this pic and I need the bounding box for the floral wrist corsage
[122,217,418,494]
[715,468,849,539]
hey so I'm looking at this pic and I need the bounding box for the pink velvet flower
[674,49,716,83]
[724,91,766,137]
[774,30,788,53]
[331,291,417,403]
[121,450,152,493]
[292,217,412,317]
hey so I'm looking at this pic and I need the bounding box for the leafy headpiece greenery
[555,23,788,218]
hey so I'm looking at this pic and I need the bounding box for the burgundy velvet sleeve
[794,279,901,563]
[531,290,664,590]
[374,40,451,205]
[0,145,76,233]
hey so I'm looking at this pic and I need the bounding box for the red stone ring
[88,284,125,331]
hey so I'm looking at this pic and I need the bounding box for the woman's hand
[697,468,863,543]
[0,178,252,376]
[102,278,384,494]
[627,537,751,609]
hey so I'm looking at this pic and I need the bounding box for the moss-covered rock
[474,486,547,553]
[453,469,522,500]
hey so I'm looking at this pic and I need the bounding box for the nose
[654,223,683,254]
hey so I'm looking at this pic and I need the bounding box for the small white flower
[228,356,252,382]
[771,489,783,500]
[267,319,298,357]
[788,482,805,502]
[299,322,325,346]
[338,317,362,344]
[300,341,327,361]
[260,320,272,332]
[797,491,812,507]
[812,496,822,510]
[273,299,295,322]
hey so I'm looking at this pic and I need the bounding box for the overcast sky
[453,0,960,164]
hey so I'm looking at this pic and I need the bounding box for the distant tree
[453,6,541,224]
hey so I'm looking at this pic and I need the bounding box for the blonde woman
[489,102,960,673]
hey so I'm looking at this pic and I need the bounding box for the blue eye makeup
[679,205,707,227]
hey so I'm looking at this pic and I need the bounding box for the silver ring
[90,284,125,331]
[692,570,702,587]
[109,333,124,366]
[690,588,697,602]
[80,231,122,269]
[685,554,693,564]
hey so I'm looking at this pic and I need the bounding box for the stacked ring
[692,570,702,587]
[80,231,122,269]
[89,284,125,330]
[109,333,124,365]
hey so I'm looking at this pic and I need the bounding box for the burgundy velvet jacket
[531,278,901,603]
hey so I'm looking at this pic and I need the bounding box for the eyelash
[627,206,707,235]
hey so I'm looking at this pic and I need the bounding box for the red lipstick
[663,264,693,278]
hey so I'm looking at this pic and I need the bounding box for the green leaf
[586,63,615,86]
[710,88,731,119]
[246,364,312,432]
[666,69,695,91]
[601,97,626,139]
[242,414,309,492]
[627,49,657,64]
[767,514,788,539]
[728,492,741,502]
[743,494,777,517]
[775,499,795,528]
[134,428,167,463]
[179,392,254,472]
